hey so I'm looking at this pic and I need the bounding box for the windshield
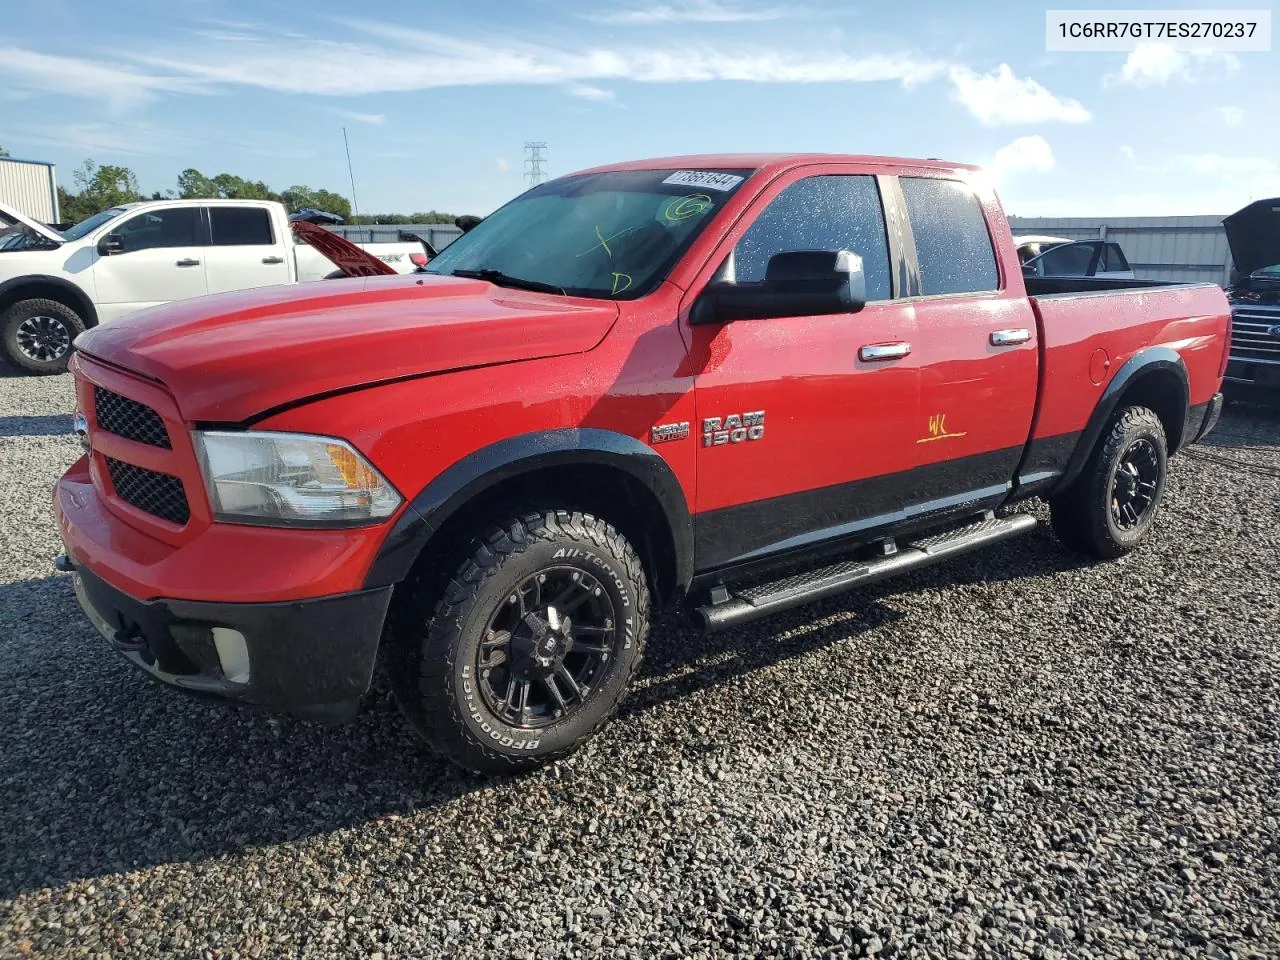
[1251,263,1280,280]
[425,168,752,298]
[60,207,127,242]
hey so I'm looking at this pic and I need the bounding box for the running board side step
[696,513,1038,633]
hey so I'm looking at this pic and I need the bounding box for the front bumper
[66,561,392,720]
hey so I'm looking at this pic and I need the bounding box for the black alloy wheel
[476,566,619,728]
[1110,437,1160,529]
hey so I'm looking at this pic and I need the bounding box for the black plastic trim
[364,428,695,594]
[71,565,392,714]
[1013,431,1081,498]
[693,445,1022,574]
[1052,346,1189,495]
[0,274,99,327]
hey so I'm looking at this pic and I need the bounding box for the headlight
[194,431,402,527]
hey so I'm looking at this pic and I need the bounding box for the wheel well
[1115,368,1187,453]
[397,463,680,614]
[0,280,97,327]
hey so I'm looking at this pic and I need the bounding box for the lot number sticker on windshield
[661,170,744,192]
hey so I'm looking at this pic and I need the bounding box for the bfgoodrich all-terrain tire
[391,510,650,773]
[1,298,85,374]
[1050,404,1168,560]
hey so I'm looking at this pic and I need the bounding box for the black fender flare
[1057,346,1189,491]
[0,274,99,327]
[364,428,694,596]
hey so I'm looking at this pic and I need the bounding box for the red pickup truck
[54,154,1229,772]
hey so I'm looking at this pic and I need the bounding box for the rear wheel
[2,298,85,374]
[391,509,650,773]
[1050,404,1168,559]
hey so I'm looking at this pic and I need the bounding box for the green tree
[176,167,217,198]
[0,145,10,158]
[211,173,277,201]
[279,185,351,219]
[57,160,143,221]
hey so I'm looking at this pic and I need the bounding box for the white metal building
[1008,215,1231,285]
[0,157,59,223]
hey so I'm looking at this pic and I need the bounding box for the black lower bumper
[68,564,393,721]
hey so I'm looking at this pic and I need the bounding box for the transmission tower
[524,141,549,186]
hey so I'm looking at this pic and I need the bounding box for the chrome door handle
[175,258,201,267]
[859,342,911,362]
[990,328,1031,346]
[262,256,285,264]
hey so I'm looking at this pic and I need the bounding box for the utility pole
[524,141,549,186]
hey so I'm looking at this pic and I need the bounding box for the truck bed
[1024,280,1230,469]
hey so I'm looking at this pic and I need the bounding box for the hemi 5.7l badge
[650,421,691,444]
[703,411,765,446]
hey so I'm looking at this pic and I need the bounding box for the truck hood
[1224,197,1280,277]
[76,274,619,422]
[0,198,64,245]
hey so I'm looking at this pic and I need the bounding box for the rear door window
[1102,242,1130,272]
[730,174,893,302]
[1037,242,1098,277]
[899,178,998,295]
[209,207,275,246]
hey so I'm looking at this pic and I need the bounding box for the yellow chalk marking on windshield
[577,225,635,258]
[611,272,633,295]
[663,193,713,222]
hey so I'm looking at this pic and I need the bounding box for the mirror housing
[455,215,483,233]
[692,249,867,325]
[98,234,125,256]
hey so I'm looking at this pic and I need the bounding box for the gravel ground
[1,370,1278,960]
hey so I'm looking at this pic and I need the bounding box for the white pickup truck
[0,198,427,373]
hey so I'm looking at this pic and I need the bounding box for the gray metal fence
[328,223,463,252]
[1007,215,1232,285]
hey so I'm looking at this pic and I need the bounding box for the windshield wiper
[450,268,565,295]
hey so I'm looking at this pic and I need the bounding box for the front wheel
[2,298,85,374]
[391,510,650,773]
[1050,404,1168,559]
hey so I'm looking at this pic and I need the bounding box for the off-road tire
[2,298,85,374]
[1050,404,1168,559]
[391,510,650,774]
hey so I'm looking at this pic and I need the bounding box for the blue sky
[2,0,1277,218]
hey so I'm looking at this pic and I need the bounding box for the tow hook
[111,627,148,655]
[53,554,76,573]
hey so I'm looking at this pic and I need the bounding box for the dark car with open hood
[1223,198,1280,392]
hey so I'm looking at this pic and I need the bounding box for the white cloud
[1219,105,1245,126]
[991,135,1054,183]
[333,109,386,125]
[1106,42,1240,88]
[496,157,512,172]
[566,83,616,102]
[125,24,946,95]
[2,22,1089,137]
[0,46,206,109]
[949,64,1090,125]
[587,2,785,24]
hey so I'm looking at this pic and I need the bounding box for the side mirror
[455,215,483,233]
[692,249,867,325]
[98,234,124,256]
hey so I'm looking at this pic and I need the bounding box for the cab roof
[573,153,982,178]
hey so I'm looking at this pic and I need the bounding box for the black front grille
[94,387,171,448]
[105,457,190,525]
